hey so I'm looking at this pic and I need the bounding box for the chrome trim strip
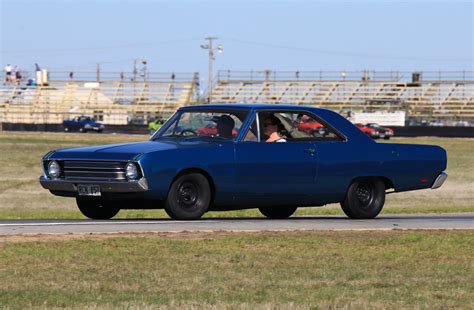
[431,172,448,189]
[39,176,148,192]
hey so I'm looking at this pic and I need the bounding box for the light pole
[201,37,223,103]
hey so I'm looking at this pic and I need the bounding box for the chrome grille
[62,161,127,181]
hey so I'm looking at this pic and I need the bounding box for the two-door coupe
[40,104,448,220]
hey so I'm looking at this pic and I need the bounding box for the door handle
[303,148,316,155]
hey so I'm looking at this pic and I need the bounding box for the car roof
[179,103,328,113]
[179,103,373,143]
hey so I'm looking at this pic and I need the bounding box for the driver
[212,115,235,139]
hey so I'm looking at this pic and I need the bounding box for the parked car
[63,116,104,133]
[40,104,447,220]
[297,115,328,136]
[355,123,380,139]
[365,123,394,140]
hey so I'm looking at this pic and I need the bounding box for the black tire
[259,206,297,219]
[97,129,103,133]
[79,127,85,133]
[76,198,120,220]
[64,127,69,132]
[384,136,390,140]
[165,173,211,220]
[340,178,385,219]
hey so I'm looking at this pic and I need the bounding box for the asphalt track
[0,213,473,235]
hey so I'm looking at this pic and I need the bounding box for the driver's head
[212,115,234,139]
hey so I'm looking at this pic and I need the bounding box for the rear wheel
[76,198,120,219]
[340,178,385,219]
[259,206,297,219]
[165,173,211,220]
[64,127,69,132]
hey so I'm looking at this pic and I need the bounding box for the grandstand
[0,69,473,127]
[211,70,474,122]
[0,71,199,125]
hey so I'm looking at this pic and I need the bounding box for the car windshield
[154,110,248,141]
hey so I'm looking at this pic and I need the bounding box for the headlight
[48,161,61,179]
[125,163,139,180]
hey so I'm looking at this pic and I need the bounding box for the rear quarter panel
[380,143,447,191]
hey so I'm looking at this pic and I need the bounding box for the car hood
[48,141,179,161]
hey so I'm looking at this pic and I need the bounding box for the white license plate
[77,184,101,196]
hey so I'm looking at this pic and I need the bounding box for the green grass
[0,231,473,309]
[0,132,472,219]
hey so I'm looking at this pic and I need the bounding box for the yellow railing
[0,81,198,124]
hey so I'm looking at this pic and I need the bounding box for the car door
[235,110,318,206]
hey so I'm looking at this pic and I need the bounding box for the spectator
[15,66,22,85]
[4,64,13,84]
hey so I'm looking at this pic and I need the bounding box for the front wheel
[76,198,120,219]
[340,178,385,219]
[165,173,211,220]
[259,206,297,219]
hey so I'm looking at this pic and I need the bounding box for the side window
[258,111,343,142]
[292,113,341,141]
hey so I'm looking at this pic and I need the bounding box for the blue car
[40,104,448,220]
[63,116,104,133]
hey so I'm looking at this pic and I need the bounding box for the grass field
[1,230,473,309]
[0,131,472,219]
[0,132,473,309]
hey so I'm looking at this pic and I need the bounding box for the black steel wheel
[340,178,385,219]
[259,206,297,219]
[165,173,211,220]
[76,198,120,219]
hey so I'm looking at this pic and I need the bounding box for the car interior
[244,111,343,142]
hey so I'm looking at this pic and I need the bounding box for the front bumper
[431,172,448,189]
[39,176,148,193]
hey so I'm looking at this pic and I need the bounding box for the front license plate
[77,184,101,196]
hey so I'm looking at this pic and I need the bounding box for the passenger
[262,115,287,142]
[212,115,235,139]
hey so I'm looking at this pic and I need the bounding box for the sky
[0,0,473,83]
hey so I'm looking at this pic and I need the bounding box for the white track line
[0,220,218,227]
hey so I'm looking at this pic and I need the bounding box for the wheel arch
[347,175,395,191]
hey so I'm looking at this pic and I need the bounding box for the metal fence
[4,70,199,84]
[217,70,474,82]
